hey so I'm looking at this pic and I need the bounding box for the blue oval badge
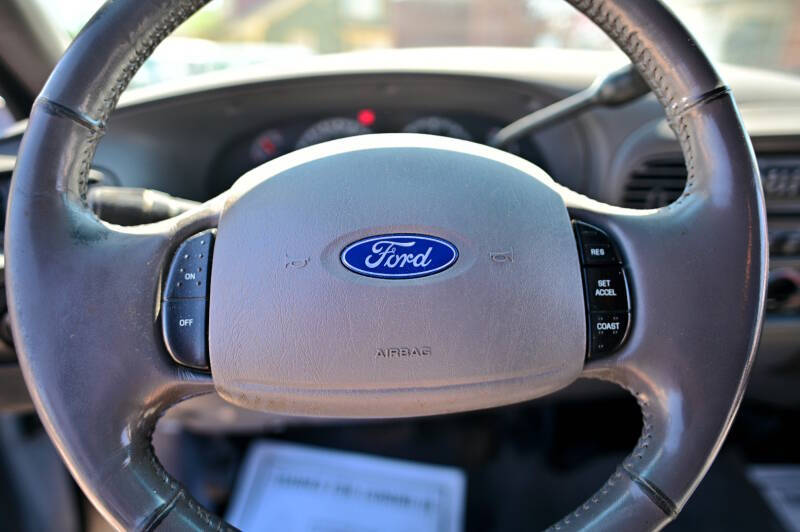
[341,234,459,279]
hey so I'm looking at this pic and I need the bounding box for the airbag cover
[209,135,585,417]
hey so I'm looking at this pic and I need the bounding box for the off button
[162,299,208,369]
[584,267,629,312]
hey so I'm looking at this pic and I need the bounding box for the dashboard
[211,110,547,196]
[1,48,799,425]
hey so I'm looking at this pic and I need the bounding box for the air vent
[625,155,800,211]
[761,158,800,200]
[623,158,687,209]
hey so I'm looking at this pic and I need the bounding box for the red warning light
[357,109,376,127]
[259,137,277,155]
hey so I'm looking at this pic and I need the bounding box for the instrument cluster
[210,109,548,195]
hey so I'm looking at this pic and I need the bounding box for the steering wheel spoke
[7,107,225,528]
[559,91,767,517]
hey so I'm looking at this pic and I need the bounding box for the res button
[574,222,620,265]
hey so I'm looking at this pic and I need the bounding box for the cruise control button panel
[574,222,631,359]
[162,230,214,369]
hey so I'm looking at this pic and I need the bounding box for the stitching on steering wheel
[138,400,236,531]
[546,378,665,530]
[144,451,231,531]
[566,0,720,209]
[673,114,696,207]
[547,469,627,530]
[74,0,211,205]
[96,0,211,125]
[568,1,676,110]
[77,131,101,203]
[553,471,627,531]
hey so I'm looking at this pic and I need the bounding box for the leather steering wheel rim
[5,0,767,530]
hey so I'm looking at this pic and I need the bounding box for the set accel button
[584,267,629,312]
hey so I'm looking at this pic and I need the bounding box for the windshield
[35,0,800,89]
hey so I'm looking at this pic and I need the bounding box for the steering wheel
[6,0,766,530]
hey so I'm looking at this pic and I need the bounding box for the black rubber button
[589,312,630,357]
[581,242,616,265]
[162,299,208,369]
[164,230,214,300]
[574,222,620,265]
[584,267,629,312]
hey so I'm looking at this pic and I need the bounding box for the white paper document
[226,441,466,532]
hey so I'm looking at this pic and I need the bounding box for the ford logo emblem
[341,234,459,279]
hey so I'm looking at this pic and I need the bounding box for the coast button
[589,312,629,357]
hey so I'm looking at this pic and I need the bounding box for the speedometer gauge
[296,118,372,149]
[250,129,285,164]
[403,116,472,141]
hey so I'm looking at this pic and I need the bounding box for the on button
[164,230,214,299]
